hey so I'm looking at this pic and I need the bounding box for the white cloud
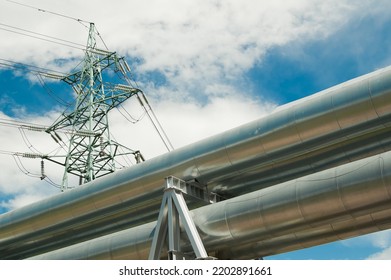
[0,188,53,210]
[0,1,375,92]
[340,229,391,260]
[369,230,391,249]
[367,247,391,260]
[342,229,391,250]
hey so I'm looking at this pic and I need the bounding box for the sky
[0,0,391,260]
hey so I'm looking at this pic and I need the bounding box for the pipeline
[29,150,391,259]
[2,66,391,259]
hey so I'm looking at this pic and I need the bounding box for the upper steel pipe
[2,66,391,259]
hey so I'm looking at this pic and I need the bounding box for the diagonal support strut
[149,176,216,260]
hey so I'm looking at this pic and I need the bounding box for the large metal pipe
[2,66,391,259]
[216,207,391,259]
[28,150,391,259]
[30,209,391,260]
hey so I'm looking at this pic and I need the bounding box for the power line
[11,154,41,178]
[36,73,72,106]
[0,118,98,138]
[0,138,66,188]
[0,22,86,48]
[0,26,86,52]
[116,104,146,124]
[0,118,48,131]
[43,176,62,189]
[16,127,67,157]
[114,64,175,152]
[10,154,62,189]
[94,25,109,51]
[0,58,67,77]
[18,127,42,154]
[0,25,111,57]
[6,0,91,25]
[0,149,17,156]
[136,92,175,152]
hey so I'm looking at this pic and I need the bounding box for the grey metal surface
[2,66,391,259]
[29,150,391,259]
[148,183,209,260]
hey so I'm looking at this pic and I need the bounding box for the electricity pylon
[45,23,143,191]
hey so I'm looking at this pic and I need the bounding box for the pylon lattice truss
[45,23,143,191]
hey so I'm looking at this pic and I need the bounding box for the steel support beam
[149,176,212,260]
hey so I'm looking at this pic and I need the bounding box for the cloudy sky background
[1,0,391,260]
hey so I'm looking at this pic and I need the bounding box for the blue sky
[1,0,391,260]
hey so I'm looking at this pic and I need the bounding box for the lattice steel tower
[46,23,143,191]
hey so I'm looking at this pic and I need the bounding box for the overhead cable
[112,63,175,152]
[0,22,86,48]
[0,58,67,77]
[137,92,174,152]
[0,26,85,51]
[36,73,72,106]
[6,0,91,24]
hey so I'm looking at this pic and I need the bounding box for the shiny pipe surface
[29,150,391,259]
[2,66,391,259]
[218,208,391,259]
